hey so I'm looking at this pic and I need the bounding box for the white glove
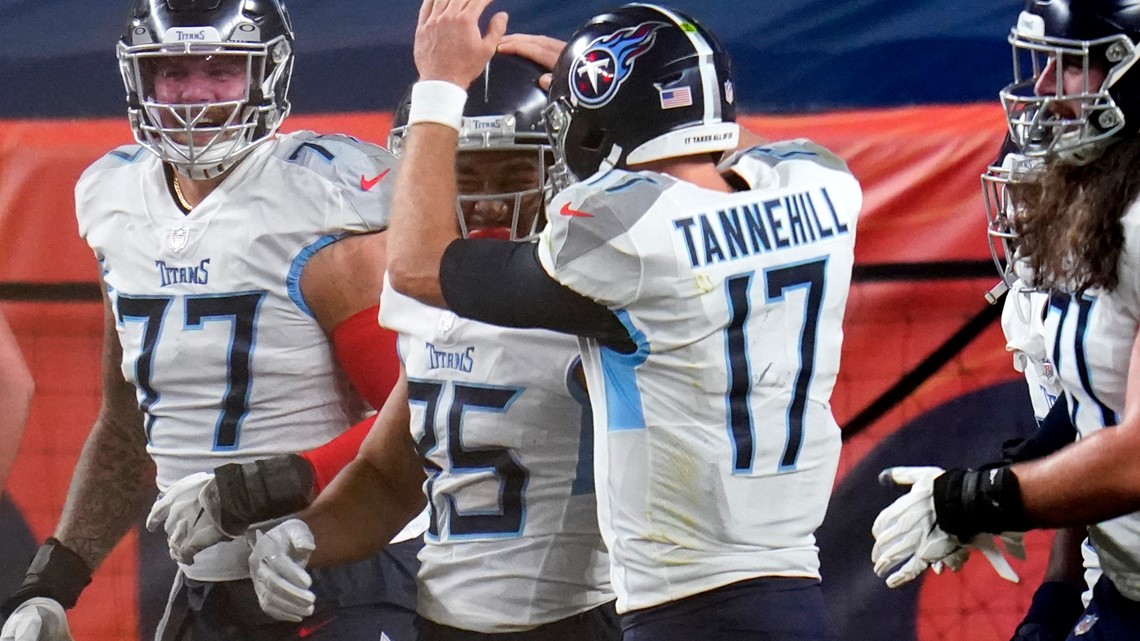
[147,472,232,564]
[929,531,1026,576]
[872,466,1023,588]
[249,519,316,622]
[0,598,74,641]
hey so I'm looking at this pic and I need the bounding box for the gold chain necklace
[171,174,193,210]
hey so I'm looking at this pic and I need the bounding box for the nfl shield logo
[167,226,190,252]
[437,310,456,334]
[724,80,735,105]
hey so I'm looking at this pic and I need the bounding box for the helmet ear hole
[579,127,607,152]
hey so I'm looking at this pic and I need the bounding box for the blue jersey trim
[566,356,595,496]
[286,234,343,318]
[600,310,650,431]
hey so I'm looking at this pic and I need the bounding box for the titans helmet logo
[569,22,667,109]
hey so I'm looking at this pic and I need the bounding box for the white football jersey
[1004,278,1102,601]
[76,131,410,581]
[1040,201,1140,601]
[537,141,861,612]
[380,283,611,632]
[1002,277,1062,420]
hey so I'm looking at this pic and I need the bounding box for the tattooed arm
[54,287,156,569]
[1,287,155,621]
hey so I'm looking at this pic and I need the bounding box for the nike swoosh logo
[560,202,594,218]
[298,615,336,638]
[360,169,391,191]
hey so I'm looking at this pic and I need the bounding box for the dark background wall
[0,0,1023,118]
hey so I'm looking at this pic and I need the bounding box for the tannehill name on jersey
[156,258,210,287]
[672,186,850,269]
[426,342,475,373]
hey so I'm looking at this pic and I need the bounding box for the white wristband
[407,80,468,132]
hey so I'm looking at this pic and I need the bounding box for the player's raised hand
[0,598,74,641]
[146,471,231,564]
[497,34,565,89]
[249,520,316,623]
[415,0,508,88]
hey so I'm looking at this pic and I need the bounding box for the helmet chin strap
[170,157,235,181]
[163,134,265,180]
[598,143,625,173]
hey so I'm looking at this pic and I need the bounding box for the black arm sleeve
[440,238,636,353]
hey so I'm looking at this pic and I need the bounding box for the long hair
[1013,137,1140,293]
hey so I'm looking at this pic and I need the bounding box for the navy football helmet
[545,3,738,187]
[1002,0,1140,161]
[390,54,551,240]
[118,0,295,179]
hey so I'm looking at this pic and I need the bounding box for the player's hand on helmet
[415,0,509,89]
[249,519,316,623]
[497,34,566,89]
[872,466,1023,588]
[0,598,74,641]
[146,472,231,564]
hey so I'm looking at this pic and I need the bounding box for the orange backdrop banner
[0,105,1029,641]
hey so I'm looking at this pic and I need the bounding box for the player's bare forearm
[1042,526,1088,587]
[1013,327,1140,526]
[1013,423,1140,526]
[54,294,155,569]
[302,455,425,567]
[55,412,156,569]
[387,122,461,308]
[389,0,508,307]
[304,373,425,567]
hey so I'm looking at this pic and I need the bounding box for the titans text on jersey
[425,342,476,373]
[156,258,211,287]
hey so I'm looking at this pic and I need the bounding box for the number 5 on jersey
[407,380,530,539]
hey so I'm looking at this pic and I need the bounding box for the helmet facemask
[118,33,293,179]
[981,151,1044,295]
[390,115,552,242]
[542,99,577,196]
[1001,14,1136,163]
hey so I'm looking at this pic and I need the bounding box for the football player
[245,54,620,641]
[384,2,862,639]
[984,142,1093,641]
[873,1,1140,639]
[0,1,424,640]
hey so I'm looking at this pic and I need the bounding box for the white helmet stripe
[630,3,721,123]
